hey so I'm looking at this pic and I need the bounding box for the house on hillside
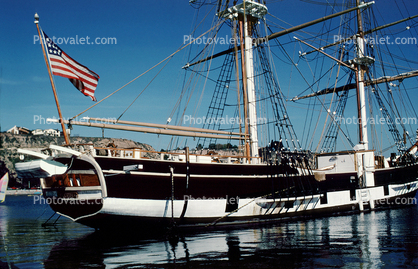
[44,129,61,137]
[7,126,31,135]
[31,129,44,136]
[8,126,70,137]
[32,128,69,137]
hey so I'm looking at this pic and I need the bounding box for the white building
[44,129,61,137]
[7,126,31,135]
[8,126,70,137]
[32,129,45,136]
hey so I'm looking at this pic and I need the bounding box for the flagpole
[34,13,70,145]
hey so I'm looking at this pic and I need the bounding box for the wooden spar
[290,83,357,101]
[86,117,244,136]
[50,119,246,140]
[34,14,70,145]
[233,20,244,149]
[259,2,374,45]
[294,37,357,71]
[302,14,418,57]
[290,70,418,101]
[183,2,374,69]
[366,71,418,85]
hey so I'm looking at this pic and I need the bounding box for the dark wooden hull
[41,155,418,231]
[94,156,361,200]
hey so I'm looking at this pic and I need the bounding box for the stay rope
[70,19,225,121]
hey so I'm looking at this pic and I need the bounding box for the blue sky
[1,0,418,152]
[1,0,199,150]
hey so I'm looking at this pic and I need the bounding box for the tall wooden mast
[355,0,374,150]
[219,0,267,164]
[238,19,251,162]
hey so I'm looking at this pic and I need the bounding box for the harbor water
[1,195,418,268]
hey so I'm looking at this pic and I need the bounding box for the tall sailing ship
[16,0,418,231]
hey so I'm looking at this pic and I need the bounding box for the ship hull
[76,184,418,232]
[38,154,418,232]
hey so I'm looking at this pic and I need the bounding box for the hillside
[0,133,155,187]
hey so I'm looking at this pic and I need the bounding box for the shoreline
[6,189,42,196]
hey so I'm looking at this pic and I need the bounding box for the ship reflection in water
[1,196,418,268]
[45,210,418,268]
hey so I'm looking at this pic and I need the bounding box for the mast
[34,13,70,145]
[355,0,373,150]
[242,5,259,163]
[219,0,267,163]
[238,19,251,162]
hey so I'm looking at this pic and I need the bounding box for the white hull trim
[97,181,418,220]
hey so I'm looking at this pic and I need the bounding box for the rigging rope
[273,34,355,152]
[315,48,345,152]
[70,18,225,121]
[116,56,173,121]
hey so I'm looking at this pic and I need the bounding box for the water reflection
[42,208,418,268]
[2,195,418,268]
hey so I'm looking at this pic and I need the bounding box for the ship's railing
[163,151,262,164]
[67,143,262,164]
[94,147,144,159]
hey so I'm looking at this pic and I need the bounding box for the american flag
[43,31,99,101]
